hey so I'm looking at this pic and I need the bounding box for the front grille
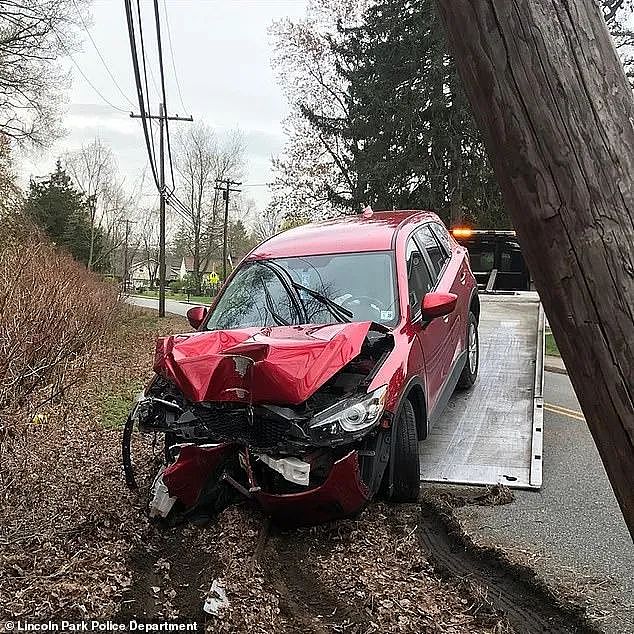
[192,404,290,448]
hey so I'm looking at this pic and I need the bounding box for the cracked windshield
[206,252,398,329]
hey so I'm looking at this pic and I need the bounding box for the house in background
[129,254,179,290]
[174,256,222,292]
[126,256,223,292]
[128,258,160,290]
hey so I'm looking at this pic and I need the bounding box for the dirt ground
[0,308,602,633]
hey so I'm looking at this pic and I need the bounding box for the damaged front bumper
[254,451,370,526]
[153,443,370,526]
[122,320,394,525]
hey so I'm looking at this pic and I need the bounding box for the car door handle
[460,270,467,285]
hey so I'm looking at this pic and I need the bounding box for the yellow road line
[544,402,585,421]
[545,402,583,416]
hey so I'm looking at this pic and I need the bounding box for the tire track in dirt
[262,529,371,633]
[418,499,602,634]
[117,489,601,633]
[117,526,220,623]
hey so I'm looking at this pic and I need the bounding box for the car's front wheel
[390,399,421,502]
[457,312,479,389]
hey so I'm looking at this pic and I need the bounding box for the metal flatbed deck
[419,293,544,489]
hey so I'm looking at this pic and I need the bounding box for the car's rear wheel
[391,399,420,502]
[457,312,479,389]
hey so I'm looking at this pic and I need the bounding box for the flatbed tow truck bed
[419,292,545,489]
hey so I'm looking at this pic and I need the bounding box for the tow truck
[419,228,545,489]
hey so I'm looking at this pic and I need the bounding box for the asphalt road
[126,295,202,317]
[456,370,634,633]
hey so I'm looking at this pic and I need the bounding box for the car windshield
[205,251,399,330]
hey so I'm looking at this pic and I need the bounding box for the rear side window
[430,222,452,255]
[406,238,433,314]
[499,239,525,272]
[416,224,450,277]
[463,239,496,272]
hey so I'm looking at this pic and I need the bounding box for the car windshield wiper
[253,259,353,324]
[291,281,353,323]
[252,260,307,324]
[260,279,290,326]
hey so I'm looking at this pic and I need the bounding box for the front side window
[499,239,525,272]
[205,251,399,330]
[405,238,433,316]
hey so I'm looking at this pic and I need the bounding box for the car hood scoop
[153,322,382,405]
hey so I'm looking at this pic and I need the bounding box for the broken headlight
[310,385,388,438]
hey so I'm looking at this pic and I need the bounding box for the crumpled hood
[153,322,377,405]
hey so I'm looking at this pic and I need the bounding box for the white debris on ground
[148,469,177,518]
[203,579,230,615]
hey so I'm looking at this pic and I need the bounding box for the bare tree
[137,205,159,289]
[0,0,79,147]
[253,203,283,243]
[173,124,244,291]
[64,138,137,271]
[269,0,367,219]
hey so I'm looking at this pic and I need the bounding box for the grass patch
[545,332,560,357]
[132,312,160,329]
[99,380,144,429]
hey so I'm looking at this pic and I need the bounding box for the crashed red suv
[123,211,479,526]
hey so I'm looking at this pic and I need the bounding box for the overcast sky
[20,0,308,215]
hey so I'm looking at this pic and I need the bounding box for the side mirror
[421,292,457,320]
[186,305,208,330]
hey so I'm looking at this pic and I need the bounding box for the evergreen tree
[228,220,256,261]
[274,0,632,228]
[24,160,106,266]
[303,0,507,226]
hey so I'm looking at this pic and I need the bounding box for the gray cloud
[18,0,307,211]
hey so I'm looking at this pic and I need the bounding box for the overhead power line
[162,0,187,112]
[54,30,129,113]
[123,0,160,188]
[124,0,193,318]
[130,106,193,320]
[71,0,136,108]
[153,0,176,192]
[165,189,192,220]
[136,0,157,168]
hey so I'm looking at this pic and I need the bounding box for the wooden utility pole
[130,104,192,317]
[215,179,241,281]
[436,0,634,537]
[118,218,136,294]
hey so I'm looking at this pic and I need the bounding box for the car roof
[249,210,438,259]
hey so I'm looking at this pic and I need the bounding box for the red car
[123,210,479,526]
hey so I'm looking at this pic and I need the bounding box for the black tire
[457,312,479,390]
[391,399,420,502]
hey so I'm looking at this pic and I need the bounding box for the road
[126,295,205,317]
[456,370,634,633]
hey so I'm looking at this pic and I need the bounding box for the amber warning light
[451,227,474,238]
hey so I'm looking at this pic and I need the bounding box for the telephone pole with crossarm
[130,104,192,317]
[214,178,242,281]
